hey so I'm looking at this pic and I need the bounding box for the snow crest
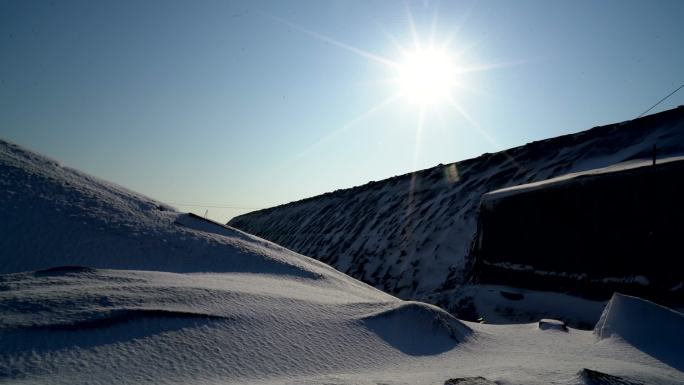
[594,293,684,371]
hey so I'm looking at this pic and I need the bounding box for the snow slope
[1,138,683,384]
[228,107,684,312]
[0,138,355,281]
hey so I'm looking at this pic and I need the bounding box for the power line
[637,83,684,118]
[166,202,263,210]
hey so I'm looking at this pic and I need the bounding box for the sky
[2,0,683,222]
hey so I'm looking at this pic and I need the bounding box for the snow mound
[0,267,399,383]
[0,138,359,282]
[594,293,684,371]
[361,301,471,355]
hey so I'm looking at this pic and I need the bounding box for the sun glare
[397,48,458,105]
[276,4,502,157]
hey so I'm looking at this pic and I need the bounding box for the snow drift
[361,301,471,355]
[0,138,345,280]
[594,293,684,371]
[0,268,399,383]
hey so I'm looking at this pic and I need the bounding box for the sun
[397,47,458,106]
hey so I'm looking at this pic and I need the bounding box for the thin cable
[637,84,684,118]
[166,202,263,210]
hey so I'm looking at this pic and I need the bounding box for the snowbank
[361,301,471,355]
[0,138,359,282]
[595,293,684,371]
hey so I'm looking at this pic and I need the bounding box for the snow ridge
[0,138,358,283]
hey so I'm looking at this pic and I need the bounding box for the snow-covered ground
[1,138,683,384]
[427,284,608,329]
[3,268,683,385]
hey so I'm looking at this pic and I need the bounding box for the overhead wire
[636,83,684,118]
[165,202,262,210]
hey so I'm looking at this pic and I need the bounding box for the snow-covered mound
[361,301,471,355]
[1,139,683,384]
[228,107,684,311]
[0,138,352,280]
[595,293,684,371]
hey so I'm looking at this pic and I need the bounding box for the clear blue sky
[2,0,683,222]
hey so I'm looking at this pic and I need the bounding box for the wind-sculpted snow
[0,268,399,383]
[361,301,471,355]
[2,268,682,384]
[0,138,364,282]
[594,293,684,371]
[229,107,684,309]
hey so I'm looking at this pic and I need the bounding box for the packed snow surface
[1,138,683,384]
[2,268,683,385]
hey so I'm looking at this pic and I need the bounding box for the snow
[1,137,684,384]
[483,156,684,202]
[595,293,684,372]
[0,139,355,281]
[2,268,683,385]
[361,301,471,355]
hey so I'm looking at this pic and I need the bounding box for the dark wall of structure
[470,159,684,303]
